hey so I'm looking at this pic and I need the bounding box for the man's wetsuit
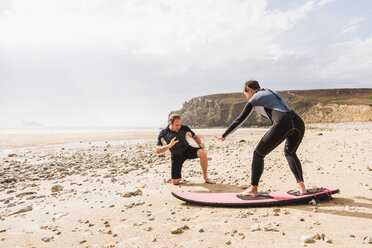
[157,125,200,179]
[222,88,305,186]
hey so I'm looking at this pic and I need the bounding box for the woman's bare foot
[239,186,258,196]
[204,178,216,184]
[297,181,307,195]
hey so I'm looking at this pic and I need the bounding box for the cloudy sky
[0,0,371,128]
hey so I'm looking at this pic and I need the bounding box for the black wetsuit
[157,125,200,179]
[222,88,305,186]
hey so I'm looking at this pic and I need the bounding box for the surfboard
[172,187,339,207]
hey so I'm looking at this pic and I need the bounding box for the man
[156,114,215,185]
[217,80,307,196]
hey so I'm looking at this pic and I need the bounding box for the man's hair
[244,80,260,92]
[169,114,181,124]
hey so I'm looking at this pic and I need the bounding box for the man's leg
[171,155,185,185]
[197,149,215,184]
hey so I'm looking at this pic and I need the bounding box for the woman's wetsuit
[222,88,305,186]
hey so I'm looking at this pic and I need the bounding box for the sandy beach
[1,123,372,247]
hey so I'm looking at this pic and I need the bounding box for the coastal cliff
[170,88,372,127]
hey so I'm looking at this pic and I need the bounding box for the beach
[0,123,371,247]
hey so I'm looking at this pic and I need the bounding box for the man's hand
[169,137,179,148]
[198,143,205,149]
[215,136,226,142]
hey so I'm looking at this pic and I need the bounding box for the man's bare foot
[172,178,182,185]
[239,186,258,196]
[204,178,216,184]
[297,181,307,195]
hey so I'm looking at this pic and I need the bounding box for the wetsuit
[222,88,305,186]
[157,125,200,179]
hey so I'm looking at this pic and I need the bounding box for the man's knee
[197,149,207,158]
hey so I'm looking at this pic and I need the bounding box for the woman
[217,80,306,196]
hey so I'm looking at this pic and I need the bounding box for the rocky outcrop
[170,88,372,127]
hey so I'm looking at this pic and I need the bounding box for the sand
[0,122,372,247]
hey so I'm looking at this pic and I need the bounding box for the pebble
[171,227,184,234]
[41,236,53,242]
[300,235,314,243]
[122,189,142,197]
[51,185,64,192]
[16,192,37,198]
[1,196,14,202]
[53,212,68,221]
[10,206,33,215]
[364,236,372,244]
[251,224,261,232]
[7,203,16,208]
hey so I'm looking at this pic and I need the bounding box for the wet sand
[0,123,372,247]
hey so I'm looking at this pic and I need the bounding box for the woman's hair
[244,80,260,92]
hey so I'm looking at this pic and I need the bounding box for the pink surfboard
[172,187,339,207]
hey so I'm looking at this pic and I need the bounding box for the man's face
[170,119,182,132]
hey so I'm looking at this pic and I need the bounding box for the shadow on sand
[174,183,372,219]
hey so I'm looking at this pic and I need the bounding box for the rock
[313,233,321,240]
[273,208,281,213]
[51,185,63,192]
[2,178,17,184]
[251,224,261,232]
[226,241,232,245]
[1,196,14,202]
[10,206,32,215]
[364,236,372,244]
[300,235,314,243]
[7,153,16,157]
[41,236,53,242]
[199,228,205,233]
[171,225,189,234]
[171,227,184,234]
[16,192,37,198]
[324,237,333,243]
[122,189,142,197]
[53,212,68,221]
[7,203,16,208]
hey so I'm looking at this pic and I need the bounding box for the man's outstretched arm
[192,135,204,149]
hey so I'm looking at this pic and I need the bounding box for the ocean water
[0,139,149,156]
[0,127,159,134]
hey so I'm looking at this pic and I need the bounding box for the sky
[0,0,371,128]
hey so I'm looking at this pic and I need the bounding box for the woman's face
[244,88,255,100]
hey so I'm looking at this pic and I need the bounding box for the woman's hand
[215,136,226,142]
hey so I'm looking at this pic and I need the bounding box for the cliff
[170,88,372,127]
